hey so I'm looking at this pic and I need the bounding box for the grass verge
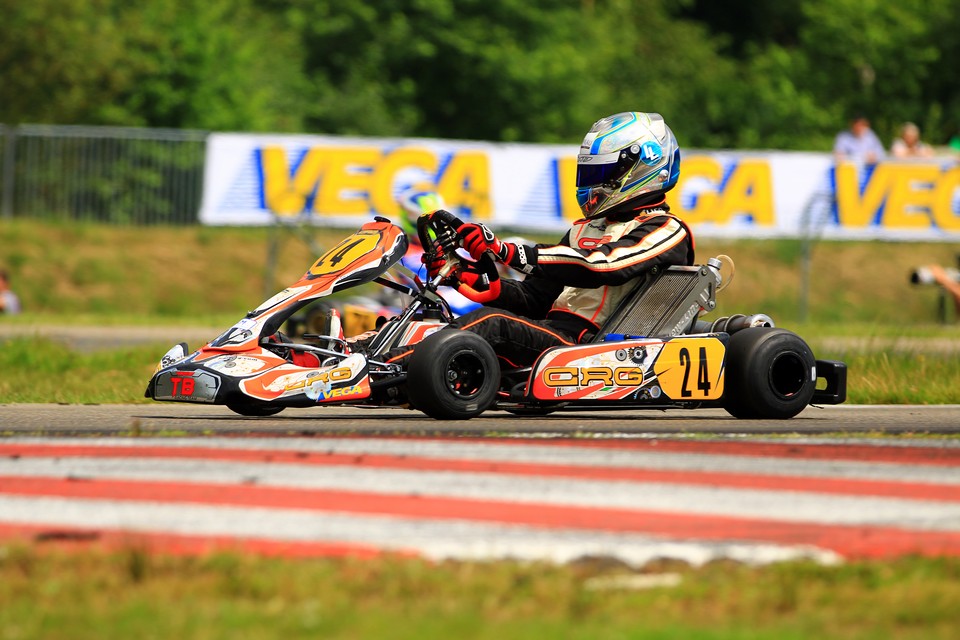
[1,336,958,405]
[1,546,959,640]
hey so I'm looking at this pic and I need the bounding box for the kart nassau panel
[528,336,726,402]
[206,220,408,353]
[238,354,370,404]
[151,351,371,406]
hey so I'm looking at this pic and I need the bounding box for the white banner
[200,133,960,241]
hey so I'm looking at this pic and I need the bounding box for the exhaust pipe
[692,313,775,335]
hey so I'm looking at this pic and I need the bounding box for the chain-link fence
[0,124,207,225]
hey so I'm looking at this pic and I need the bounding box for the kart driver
[375,111,695,368]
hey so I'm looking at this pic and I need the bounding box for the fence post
[797,187,835,323]
[1,125,14,219]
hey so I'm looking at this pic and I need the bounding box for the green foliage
[2,0,960,147]
[0,0,309,132]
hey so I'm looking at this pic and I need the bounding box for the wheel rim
[768,352,808,400]
[444,350,486,399]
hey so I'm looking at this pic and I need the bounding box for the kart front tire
[226,402,285,417]
[406,330,500,420]
[722,327,816,420]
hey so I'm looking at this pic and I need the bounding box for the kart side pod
[525,327,846,420]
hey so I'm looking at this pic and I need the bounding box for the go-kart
[145,211,847,420]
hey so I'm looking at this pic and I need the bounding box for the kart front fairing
[211,218,409,351]
[146,218,417,409]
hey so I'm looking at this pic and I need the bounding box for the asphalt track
[2,403,960,436]
[1,403,959,568]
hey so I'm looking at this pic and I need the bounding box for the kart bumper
[812,359,847,405]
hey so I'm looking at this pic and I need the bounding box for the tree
[0,0,310,132]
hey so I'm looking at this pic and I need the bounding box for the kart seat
[593,262,720,341]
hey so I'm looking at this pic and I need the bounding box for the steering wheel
[416,208,466,280]
[415,209,501,303]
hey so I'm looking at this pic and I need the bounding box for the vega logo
[555,155,775,224]
[259,145,491,219]
[833,162,960,231]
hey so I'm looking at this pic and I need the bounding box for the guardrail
[0,124,207,225]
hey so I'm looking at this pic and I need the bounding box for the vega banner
[200,133,960,241]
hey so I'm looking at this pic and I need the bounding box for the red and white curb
[1,436,958,566]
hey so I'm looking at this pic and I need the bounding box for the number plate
[652,337,725,400]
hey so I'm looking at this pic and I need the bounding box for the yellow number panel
[309,231,381,276]
[653,337,725,400]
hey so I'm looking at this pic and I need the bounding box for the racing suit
[382,194,695,368]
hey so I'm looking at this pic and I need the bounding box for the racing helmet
[575,112,680,219]
[396,188,446,237]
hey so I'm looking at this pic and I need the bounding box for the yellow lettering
[262,146,327,216]
[717,160,774,225]
[882,164,940,229]
[581,368,613,386]
[315,147,382,214]
[330,367,352,381]
[667,157,774,225]
[614,368,644,385]
[436,151,491,219]
[834,163,892,227]
[543,367,577,387]
[932,167,960,231]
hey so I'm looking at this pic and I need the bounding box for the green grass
[0,338,161,404]
[1,335,958,405]
[832,351,960,404]
[1,547,958,640]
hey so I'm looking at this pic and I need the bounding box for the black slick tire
[722,327,816,419]
[406,330,500,420]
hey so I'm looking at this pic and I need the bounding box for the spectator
[833,114,886,164]
[891,122,934,158]
[0,269,21,315]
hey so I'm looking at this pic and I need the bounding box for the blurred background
[3,0,959,147]
[1,0,959,328]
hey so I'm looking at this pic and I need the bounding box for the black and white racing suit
[381,195,696,368]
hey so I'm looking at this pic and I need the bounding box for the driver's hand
[456,253,501,303]
[458,222,535,275]
[422,252,447,279]
[458,223,508,261]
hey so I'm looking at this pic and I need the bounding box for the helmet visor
[577,162,623,188]
[576,149,637,188]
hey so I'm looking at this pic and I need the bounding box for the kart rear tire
[226,402,285,417]
[722,327,816,420]
[406,330,500,420]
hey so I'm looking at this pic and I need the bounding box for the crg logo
[541,366,644,388]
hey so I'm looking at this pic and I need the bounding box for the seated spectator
[833,114,886,164]
[891,122,934,158]
[0,269,21,315]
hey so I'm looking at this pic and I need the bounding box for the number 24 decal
[678,347,711,397]
[653,338,724,400]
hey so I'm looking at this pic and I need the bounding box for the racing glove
[457,222,536,275]
[422,251,447,279]
[455,253,501,303]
